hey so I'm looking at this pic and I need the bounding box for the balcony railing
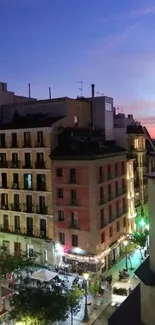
[34,141,45,148]
[69,223,80,230]
[12,183,20,189]
[98,175,105,183]
[10,142,19,148]
[0,183,8,189]
[0,205,9,210]
[36,206,48,215]
[23,163,33,169]
[10,160,21,168]
[23,204,34,213]
[68,178,77,184]
[22,141,32,148]
[0,161,8,168]
[10,203,21,212]
[0,225,49,240]
[36,186,46,192]
[35,161,45,169]
[69,199,78,206]
[23,186,33,191]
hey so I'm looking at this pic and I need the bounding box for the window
[12,133,17,147]
[12,153,18,163]
[37,131,43,146]
[27,244,34,257]
[70,168,76,183]
[13,173,19,185]
[0,134,6,148]
[100,209,104,228]
[1,173,7,188]
[99,167,103,182]
[115,181,119,196]
[70,189,77,203]
[134,138,138,149]
[115,163,118,176]
[121,162,125,175]
[0,154,7,167]
[109,226,113,238]
[26,195,32,212]
[108,165,111,178]
[56,168,62,177]
[58,210,64,221]
[1,193,8,207]
[105,102,112,111]
[109,205,112,222]
[100,187,103,201]
[116,201,119,216]
[71,212,78,227]
[57,188,63,199]
[74,116,78,124]
[14,215,20,231]
[123,217,126,228]
[14,194,19,205]
[101,232,105,244]
[40,219,46,237]
[23,132,31,146]
[24,174,32,190]
[24,153,31,167]
[117,221,120,232]
[37,174,46,191]
[108,184,112,198]
[59,232,65,245]
[26,217,33,235]
[3,215,9,230]
[38,196,46,214]
[72,234,78,247]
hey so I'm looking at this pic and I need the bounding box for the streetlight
[83,272,89,322]
[139,218,146,228]
[124,240,128,271]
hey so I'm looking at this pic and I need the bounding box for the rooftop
[0,115,64,130]
[127,125,144,135]
[51,128,126,160]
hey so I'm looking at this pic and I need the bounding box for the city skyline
[1,0,155,135]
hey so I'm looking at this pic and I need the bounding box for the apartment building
[126,159,136,233]
[0,115,66,265]
[51,128,128,273]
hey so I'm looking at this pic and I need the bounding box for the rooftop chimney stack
[28,83,31,98]
[91,84,95,129]
[49,87,51,99]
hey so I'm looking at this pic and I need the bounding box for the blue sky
[1,0,155,133]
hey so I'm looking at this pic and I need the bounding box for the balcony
[22,141,32,148]
[99,197,108,205]
[68,178,77,184]
[23,204,34,213]
[36,206,48,215]
[69,199,78,206]
[0,144,7,149]
[10,142,19,148]
[35,141,45,148]
[10,160,21,168]
[23,186,33,191]
[0,226,49,240]
[36,186,46,192]
[69,223,80,230]
[35,161,45,169]
[0,161,8,168]
[12,183,20,190]
[0,183,8,189]
[0,205,9,211]
[98,175,105,183]
[23,163,33,169]
[108,193,115,201]
[107,174,113,180]
[10,203,21,212]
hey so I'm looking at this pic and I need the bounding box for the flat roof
[0,116,65,130]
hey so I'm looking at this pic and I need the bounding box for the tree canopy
[130,231,147,249]
[10,286,70,325]
[89,274,101,298]
[67,284,83,325]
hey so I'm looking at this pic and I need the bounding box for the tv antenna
[76,81,83,97]
[96,91,104,96]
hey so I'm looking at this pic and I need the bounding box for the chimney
[49,87,51,99]
[91,84,95,129]
[28,83,31,98]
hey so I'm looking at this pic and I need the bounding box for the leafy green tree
[88,274,101,305]
[68,284,83,325]
[130,231,147,259]
[10,286,69,325]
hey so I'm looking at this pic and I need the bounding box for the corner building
[0,117,61,265]
[51,128,128,272]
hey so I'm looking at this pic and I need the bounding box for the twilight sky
[1,0,155,135]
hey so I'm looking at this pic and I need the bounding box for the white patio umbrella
[31,269,58,282]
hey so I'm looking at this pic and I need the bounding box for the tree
[10,286,69,325]
[129,231,147,259]
[0,246,37,312]
[88,274,101,305]
[67,284,83,325]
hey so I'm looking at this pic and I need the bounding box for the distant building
[51,127,128,272]
[0,81,36,105]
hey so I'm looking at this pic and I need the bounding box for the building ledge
[135,256,155,286]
